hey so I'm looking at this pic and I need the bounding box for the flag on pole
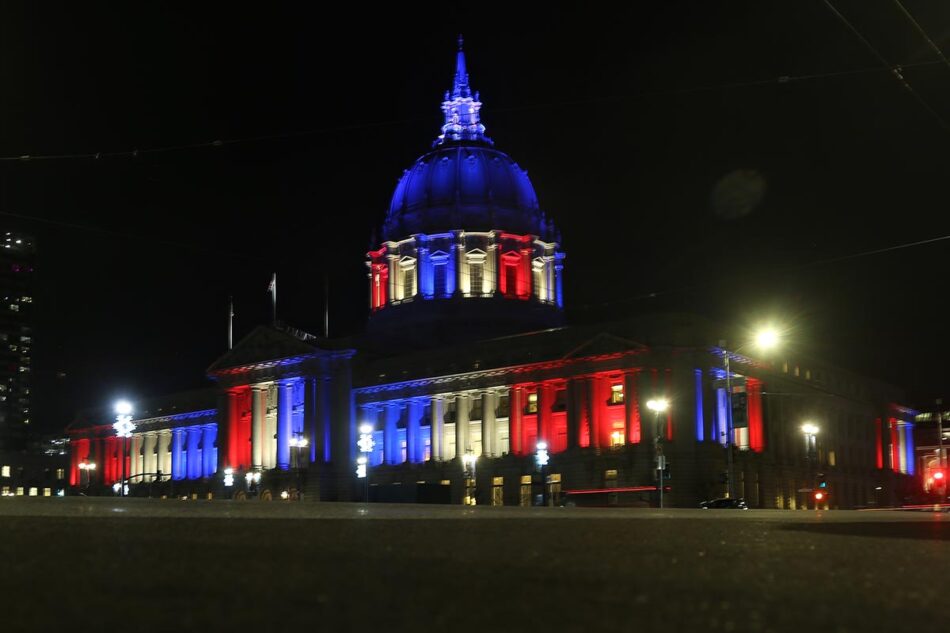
[268,273,277,324]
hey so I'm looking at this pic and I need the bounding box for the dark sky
[1,1,948,430]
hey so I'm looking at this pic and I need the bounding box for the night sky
[1,1,948,431]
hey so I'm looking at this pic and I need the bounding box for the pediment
[561,332,648,361]
[207,325,320,375]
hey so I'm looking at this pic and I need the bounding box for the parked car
[700,497,748,509]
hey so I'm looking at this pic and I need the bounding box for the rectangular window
[470,263,483,296]
[526,392,538,414]
[1,465,9,478]
[609,383,624,405]
[55,468,65,480]
[492,476,504,506]
[42,488,51,497]
[28,487,37,496]
[434,262,447,297]
[505,264,517,297]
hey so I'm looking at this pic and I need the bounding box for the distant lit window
[20,336,30,343]
[1,486,8,496]
[1,465,9,477]
[42,488,51,497]
[782,361,788,373]
[8,304,17,312]
[609,383,624,405]
[794,365,800,377]
[805,369,812,380]
[20,296,31,303]
[15,487,23,496]
[55,468,64,480]
[28,487,37,497]
[828,451,836,467]
[526,392,538,414]
[610,430,624,447]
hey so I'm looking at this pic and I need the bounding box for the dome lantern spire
[436,35,491,146]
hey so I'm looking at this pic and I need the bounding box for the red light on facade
[814,491,824,501]
[934,471,945,480]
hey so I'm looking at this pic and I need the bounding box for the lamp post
[78,460,96,490]
[462,450,477,505]
[357,423,375,502]
[801,422,819,509]
[535,440,550,506]
[719,327,781,498]
[290,433,309,500]
[113,400,134,498]
[646,398,670,508]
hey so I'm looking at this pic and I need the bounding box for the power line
[892,0,950,75]
[0,59,944,164]
[823,0,950,132]
[572,232,950,313]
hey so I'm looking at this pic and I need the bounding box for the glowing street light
[647,398,670,508]
[462,451,477,506]
[223,468,234,488]
[720,326,783,498]
[113,400,135,497]
[535,440,550,506]
[801,422,820,436]
[78,460,96,489]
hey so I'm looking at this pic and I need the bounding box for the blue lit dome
[382,144,554,242]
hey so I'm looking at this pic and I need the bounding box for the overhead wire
[822,0,950,132]
[891,0,950,75]
[0,58,946,163]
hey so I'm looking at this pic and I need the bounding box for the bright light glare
[814,492,824,501]
[114,400,133,415]
[536,441,548,451]
[801,423,819,435]
[359,423,373,435]
[280,490,290,500]
[646,398,669,412]
[754,328,780,350]
[935,471,945,480]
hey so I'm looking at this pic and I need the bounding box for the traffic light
[817,473,827,488]
[934,470,945,482]
[813,491,825,502]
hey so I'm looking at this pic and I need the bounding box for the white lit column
[142,432,157,482]
[431,397,444,461]
[251,385,265,470]
[157,430,172,480]
[456,393,470,457]
[264,385,277,470]
[483,391,497,457]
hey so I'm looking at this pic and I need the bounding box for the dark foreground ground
[1,499,947,632]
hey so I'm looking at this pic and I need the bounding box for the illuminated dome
[383,145,556,242]
[366,37,565,341]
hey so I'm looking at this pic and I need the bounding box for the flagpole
[324,271,329,338]
[228,296,234,350]
[270,273,277,325]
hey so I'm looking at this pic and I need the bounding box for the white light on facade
[356,455,368,478]
[114,400,133,416]
[535,441,549,467]
[223,468,234,487]
[646,398,669,413]
[280,490,290,500]
[801,423,819,435]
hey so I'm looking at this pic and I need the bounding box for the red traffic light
[934,471,945,481]
[814,491,825,501]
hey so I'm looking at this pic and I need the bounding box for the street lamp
[290,434,309,500]
[113,400,135,497]
[801,423,819,509]
[462,450,477,505]
[719,327,781,498]
[78,460,96,490]
[535,440,550,506]
[357,423,374,501]
[646,398,670,508]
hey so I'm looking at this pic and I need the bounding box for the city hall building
[67,41,918,509]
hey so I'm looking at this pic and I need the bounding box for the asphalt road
[1,499,947,633]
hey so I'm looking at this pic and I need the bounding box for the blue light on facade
[716,387,728,447]
[694,369,704,442]
[905,423,915,475]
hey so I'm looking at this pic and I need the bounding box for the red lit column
[538,383,554,446]
[510,387,524,456]
[588,376,602,450]
[874,418,883,469]
[566,378,580,450]
[227,388,244,469]
[624,371,641,444]
[890,418,901,472]
[747,378,764,452]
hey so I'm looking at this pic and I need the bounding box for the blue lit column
[202,424,217,478]
[171,429,185,481]
[277,381,293,470]
[385,402,401,465]
[187,426,202,480]
[408,399,424,463]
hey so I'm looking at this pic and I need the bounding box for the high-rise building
[0,231,35,449]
